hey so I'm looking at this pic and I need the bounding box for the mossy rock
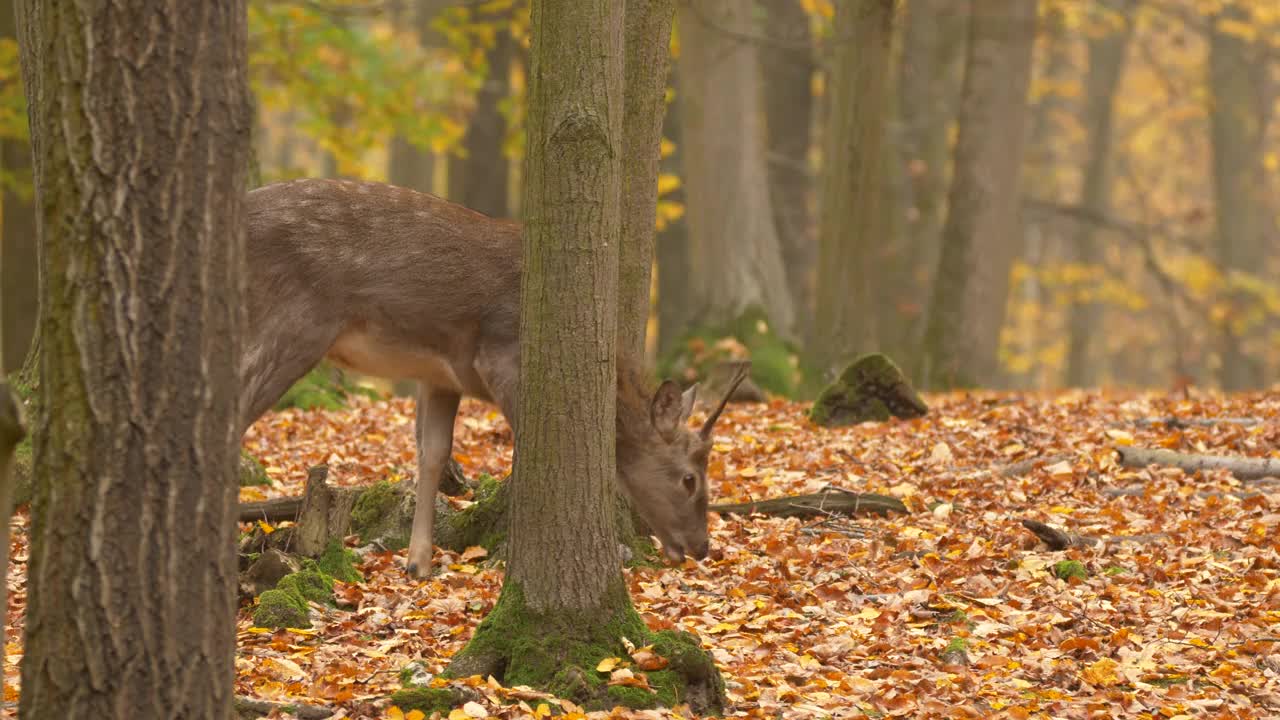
[389,687,464,715]
[275,362,381,412]
[239,451,271,487]
[808,353,928,427]
[445,582,724,714]
[350,480,415,551]
[658,305,800,398]
[436,474,510,554]
[253,588,310,629]
[315,539,363,584]
[277,569,334,605]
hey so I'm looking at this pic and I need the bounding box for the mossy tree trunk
[919,0,1036,389]
[449,2,722,711]
[1064,2,1132,388]
[617,0,676,364]
[1207,5,1271,391]
[17,2,250,717]
[810,0,897,378]
[677,0,795,338]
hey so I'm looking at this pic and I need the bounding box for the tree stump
[809,353,927,427]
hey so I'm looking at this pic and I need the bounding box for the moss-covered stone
[438,474,509,553]
[239,451,271,487]
[276,569,334,605]
[350,480,413,550]
[253,588,309,629]
[1052,560,1088,581]
[275,362,382,412]
[389,686,460,714]
[808,353,928,427]
[446,582,724,714]
[315,539,363,583]
[658,305,800,398]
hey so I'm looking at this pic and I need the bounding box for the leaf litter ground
[4,389,1280,719]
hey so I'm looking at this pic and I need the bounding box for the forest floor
[5,388,1280,719]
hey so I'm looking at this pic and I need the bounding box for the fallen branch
[1115,447,1280,481]
[234,695,334,719]
[1102,485,1268,501]
[1130,416,1261,429]
[1020,519,1167,550]
[710,490,907,518]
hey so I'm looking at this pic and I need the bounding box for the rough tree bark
[1064,1,1132,388]
[1207,6,1271,390]
[677,0,795,337]
[761,0,816,328]
[448,25,514,217]
[617,0,676,363]
[919,0,1037,389]
[17,2,250,718]
[810,1,897,377]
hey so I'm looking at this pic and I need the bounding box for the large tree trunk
[920,0,1037,389]
[892,0,967,375]
[1064,1,1132,388]
[447,28,514,217]
[18,2,249,717]
[677,0,795,337]
[810,1,897,377]
[760,0,816,329]
[617,0,676,363]
[1207,6,1271,390]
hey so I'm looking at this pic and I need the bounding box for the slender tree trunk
[810,1,897,376]
[387,0,447,194]
[678,0,795,337]
[448,29,514,217]
[0,0,36,373]
[655,89,693,357]
[761,0,816,328]
[1064,2,1132,388]
[18,2,249,717]
[920,0,1037,389]
[892,0,967,377]
[1207,6,1270,390]
[617,0,676,364]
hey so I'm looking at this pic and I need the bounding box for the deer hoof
[406,559,431,579]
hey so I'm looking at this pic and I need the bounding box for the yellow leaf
[257,519,275,535]
[406,712,426,720]
[596,657,620,672]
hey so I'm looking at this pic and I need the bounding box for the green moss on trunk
[239,451,271,487]
[446,582,724,713]
[350,480,413,550]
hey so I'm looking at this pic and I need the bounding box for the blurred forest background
[1,0,1277,395]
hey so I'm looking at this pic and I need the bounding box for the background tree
[810,1,897,377]
[761,0,817,327]
[1207,3,1272,391]
[386,0,449,194]
[17,1,249,716]
[677,0,795,338]
[1064,0,1133,387]
[920,0,1038,389]
[447,14,516,217]
[0,5,36,375]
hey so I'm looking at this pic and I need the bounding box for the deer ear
[650,380,685,441]
[680,383,698,424]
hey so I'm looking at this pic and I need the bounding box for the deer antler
[700,361,750,439]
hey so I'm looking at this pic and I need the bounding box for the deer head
[616,362,750,563]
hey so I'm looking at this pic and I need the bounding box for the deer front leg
[407,385,461,579]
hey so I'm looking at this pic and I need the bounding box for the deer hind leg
[238,313,343,434]
[407,384,461,579]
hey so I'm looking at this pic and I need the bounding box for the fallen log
[234,696,333,719]
[1115,447,1280,481]
[1102,485,1268,501]
[1129,416,1261,429]
[710,489,907,519]
[1019,519,1167,550]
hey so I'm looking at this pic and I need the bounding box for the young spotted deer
[241,179,748,577]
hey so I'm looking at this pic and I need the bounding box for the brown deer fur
[241,179,745,577]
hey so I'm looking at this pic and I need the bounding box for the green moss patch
[275,362,382,412]
[351,480,413,550]
[445,582,724,713]
[239,451,271,487]
[1053,560,1088,581]
[808,353,928,427]
[253,588,309,629]
[389,687,460,715]
[658,305,800,398]
[315,539,363,583]
[11,439,32,507]
[438,474,509,553]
